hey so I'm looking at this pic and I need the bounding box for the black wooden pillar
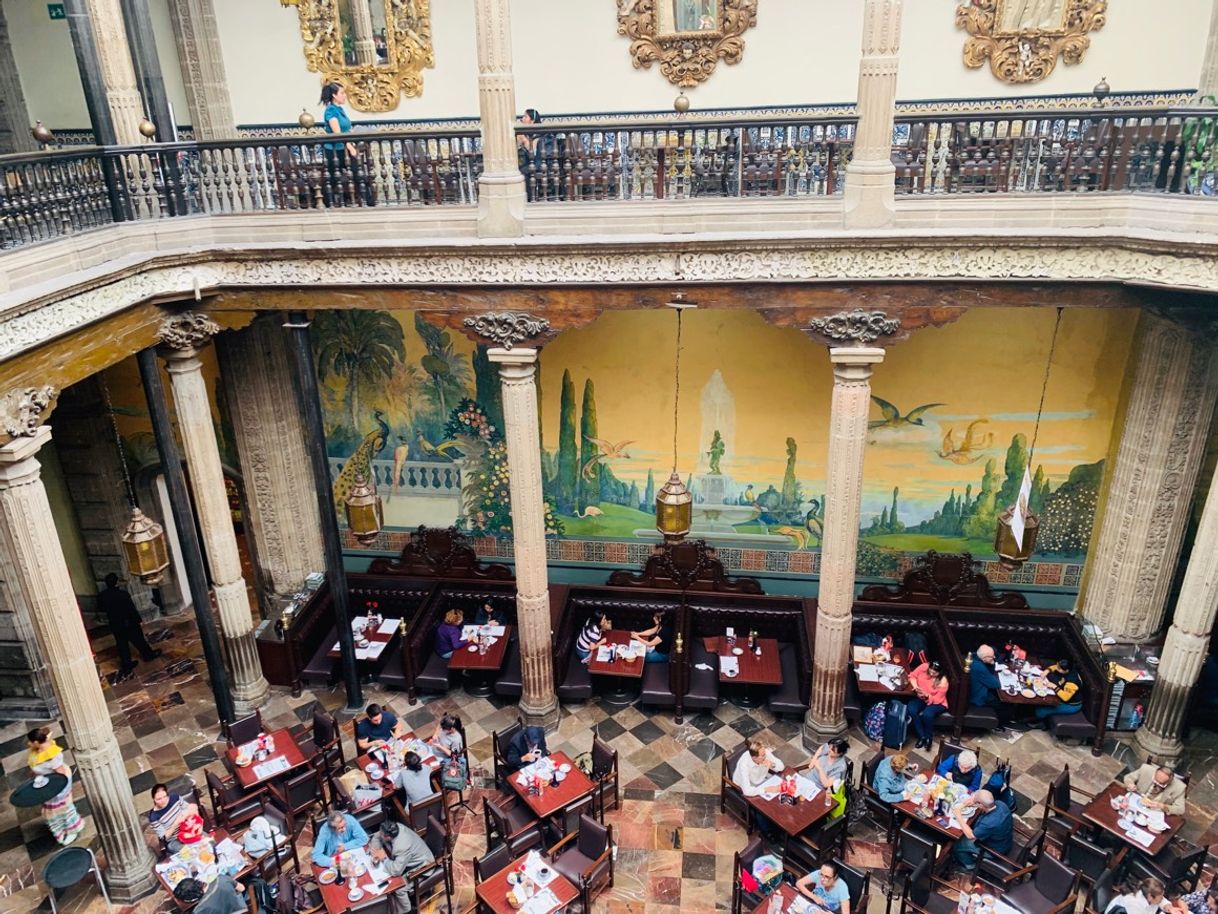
[284,311,362,711]
[61,0,117,146]
[137,347,236,726]
[119,0,174,140]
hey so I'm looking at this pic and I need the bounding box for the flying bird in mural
[581,436,635,480]
[414,432,462,461]
[937,419,994,464]
[868,396,946,430]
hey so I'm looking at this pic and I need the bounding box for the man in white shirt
[733,739,783,797]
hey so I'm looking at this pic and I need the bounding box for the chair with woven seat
[898,858,958,914]
[591,734,619,818]
[783,815,848,879]
[483,795,543,855]
[43,846,111,914]
[225,711,265,746]
[1002,855,1080,914]
[720,744,752,832]
[730,836,766,914]
[1041,766,1093,841]
[205,769,265,831]
[1126,836,1207,894]
[406,816,452,914]
[547,814,614,914]
[977,826,1046,886]
[492,720,523,790]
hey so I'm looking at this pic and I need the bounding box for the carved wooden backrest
[857,549,1027,608]
[606,540,763,594]
[366,525,513,581]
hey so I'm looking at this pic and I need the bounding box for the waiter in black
[97,573,161,678]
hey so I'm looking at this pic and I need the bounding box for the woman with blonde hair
[27,727,85,846]
[434,608,474,659]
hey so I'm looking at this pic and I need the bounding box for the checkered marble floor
[2,614,1218,913]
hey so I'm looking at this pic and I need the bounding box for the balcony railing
[0,107,1214,251]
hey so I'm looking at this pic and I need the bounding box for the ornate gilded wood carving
[616,0,758,88]
[956,0,1106,84]
[279,0,434,111]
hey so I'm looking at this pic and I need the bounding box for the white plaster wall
[897,0,1210,101]
[7,0,89,128]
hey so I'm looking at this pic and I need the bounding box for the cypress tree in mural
[889,487,901,531]
[996,433,1029,510]
[578,379,599,511]
[963,457,1001,539]
[628,480,640,510]
[1039,460,1103,555]
[1030,464,1049,513]
[556,369,577,513]
[780,437,799,508]
[643,468,655,511]
[471,345,505,435]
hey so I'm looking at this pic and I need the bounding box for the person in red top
[906,660,950,750]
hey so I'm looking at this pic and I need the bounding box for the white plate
[732,648,744,656]
[559,763,572,773]
[725,670,739,678]
[318,870,338,885]
[1147,656,1160,665]
[348,888,365,902]
[467,645,479,652]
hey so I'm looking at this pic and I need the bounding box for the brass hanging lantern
[656,294,697,541]
[121,507,170,584]
[994,308,1061,570]
[104,375,172,585]
[345,472,383,545]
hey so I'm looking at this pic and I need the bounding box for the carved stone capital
[157,311,221,352]
[0,386,57,438]
[808,309,901,344]
[464,311,551,349]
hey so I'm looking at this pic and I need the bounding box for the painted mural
[315,307,1137,589]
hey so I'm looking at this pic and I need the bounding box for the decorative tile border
[345,528,1083,590]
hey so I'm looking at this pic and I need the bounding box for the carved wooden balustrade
[517,116,856,201]
[891,106,1218,195]
[0,147,117,248]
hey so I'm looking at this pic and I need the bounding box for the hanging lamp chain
[101,374,136,509]
[1028,307,1063,465]
[672,308,683,471]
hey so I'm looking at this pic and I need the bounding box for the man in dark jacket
[97,573,161,678]
[506,726,548,771]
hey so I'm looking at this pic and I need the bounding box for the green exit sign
[47,4,65,19]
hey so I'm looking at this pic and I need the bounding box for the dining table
[1081,781,1184,856]
[328,615,399,664]
[311,849,406,914]
[853,647,916,698]
[154,828,255,911]
[745,770,837,840]
[476,850,580,914]
[995,658,1059,707]
[225,728,310,790]
[586,630,645,705]
[448,624,513,697]
[509,752,596,820]
[352,732,444,809]
[706,635,782,707]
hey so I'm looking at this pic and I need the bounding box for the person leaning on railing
[319,82,373,207]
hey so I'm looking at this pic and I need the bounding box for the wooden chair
[277,870,324,914]
[838,862,872,914]
[1084,867,1118,914]
[720,744,752,832]
[394,791,445,837]
[898,858,958,914]
[482,795,543,856]
[730,836,766,914]
[1061,832,1117,891]
[783,815,848,879]
[492,720,523,790]
[267,767,327,837]
[591,735,620,819]
[440,717,475,819]
[976,826,1046,886]
[226,711,265,747]
[1041,766,1093,841]
[1126,837,1207,894]
[329,773,386,834]
[204,769,265,832]
[473,844,512,882]
[546,794,597,843]
[547,815,614,914]
[405,816,452,914]
[1002,855,1080,914]
[312,708,346,778]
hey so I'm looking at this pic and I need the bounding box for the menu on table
[253,756,291,780]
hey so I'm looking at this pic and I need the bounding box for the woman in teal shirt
[319,82,370,206]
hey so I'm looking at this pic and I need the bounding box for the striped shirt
[148,793,186,839]
[576,621,603,654]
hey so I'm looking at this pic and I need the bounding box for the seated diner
[1031,657,1083,723]
[949,788,1012,872]
[147,783,197,852]
[630,612,674,663]
[506,725,548,771]
[576,612,611,662]
[1123,762,1187,815]
[807,738,850,789]
[356,702,402,751]
[311,810,370,868]
[906,660,949,750]
[871,751,911,803]
[796,861,852,914]
[937,748,983,792]
[732,738,784,796]
[435,608,475,659]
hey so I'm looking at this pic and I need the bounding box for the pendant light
[345,470,383,545]
[994,308,1062,570]
[104,376,170,584]
[655,294,695,541]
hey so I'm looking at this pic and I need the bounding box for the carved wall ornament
[956,0,1106,84]
[158,311,221,351]
[0,386,57,438]
[463,311,551,349]
[617,0,759,88]
[279,0,434,112]
[808,309,901,343]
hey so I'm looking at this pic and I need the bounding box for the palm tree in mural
[414,313,470,422]
[311,311,406,430]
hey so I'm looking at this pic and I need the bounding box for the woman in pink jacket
[906,660,950,750]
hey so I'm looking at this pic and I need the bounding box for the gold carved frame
[279,0,434,112]
[955,0,1106,84]
[617,0,759,88]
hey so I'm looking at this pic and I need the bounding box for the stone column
[217,316,325,613]
[348,0,378,66]
[158,313,269,712]
[166,0,236,139]
[1136,458,1218,764]
[63,0,146,145]
[467,311,559,729]
[0,388,155,902]
[0,5,36,154]
[1198,0,1218,101]
[842,0,903,229]
[1079,313,1218,641]
[802,310,899,747]
[0,537,58,719]
[473,0,526,238]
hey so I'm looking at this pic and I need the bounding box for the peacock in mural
[333,410,390,509]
